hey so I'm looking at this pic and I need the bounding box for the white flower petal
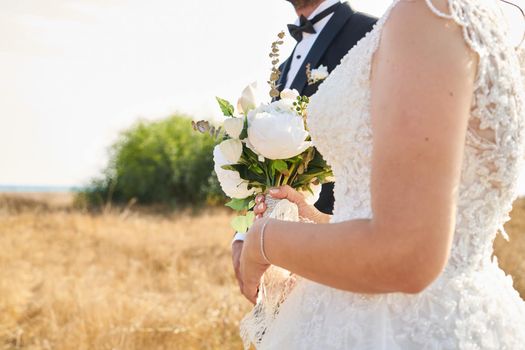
[247,111,312,160]
[223,117,244,139]
[219,139,243,164]
[311,65,329,82]
[237,82,258,114]
[213,146,255,199]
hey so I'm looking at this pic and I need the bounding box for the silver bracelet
[260,219,272,265]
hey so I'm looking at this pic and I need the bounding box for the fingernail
[269,188,279,195]
[257,203,264,210]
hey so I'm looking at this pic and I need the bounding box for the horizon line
[0,184,82,193]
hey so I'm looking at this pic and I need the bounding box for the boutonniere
[306,63,329,85]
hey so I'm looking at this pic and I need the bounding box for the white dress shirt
[285,0,341,89]
[232,1,341,245]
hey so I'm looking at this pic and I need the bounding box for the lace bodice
[308,0,525,275]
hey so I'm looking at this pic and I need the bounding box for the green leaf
[309,148,329,168]
[221,164,237,171]
[272,159,288,173]
[216,97,235,116]
[231,211,256,233]
[268,160,276,178]
[288,155,304,165]
[243,146,261,162]
[228,163,266,184]
[239,116,249,139]
[225,197,253,211]
[248,163,264,175]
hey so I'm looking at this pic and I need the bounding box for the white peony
[223,117,244,139]
[213,146,255,199]
[247,110,312,160]
[218,139,243,164]
[237,82,258,115]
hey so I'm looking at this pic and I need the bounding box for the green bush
[78,115,225,208]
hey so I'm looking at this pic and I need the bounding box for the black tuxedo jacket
[277,2,376,215]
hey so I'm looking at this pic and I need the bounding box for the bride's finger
[255,194,265,204]
[254,202,266,216]
[269,185,303,203]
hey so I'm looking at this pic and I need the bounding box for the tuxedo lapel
[289,2,354,94]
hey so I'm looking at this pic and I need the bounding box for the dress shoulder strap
[424,0,454,19]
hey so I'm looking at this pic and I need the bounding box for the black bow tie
[287,15,316,42]
[287,2,341,42]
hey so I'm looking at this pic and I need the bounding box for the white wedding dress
[241,0,525,348]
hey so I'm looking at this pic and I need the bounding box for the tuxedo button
[296,55,302,59]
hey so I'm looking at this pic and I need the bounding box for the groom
[232,0,376,293]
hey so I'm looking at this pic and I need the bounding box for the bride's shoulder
[380,0,473,58]
[387,0,454,27]
[373,0,477,89]
[396,0,450,15]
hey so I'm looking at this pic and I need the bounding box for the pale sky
[1,0,525,189]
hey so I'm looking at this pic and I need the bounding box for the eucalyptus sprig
[268,31,285,98]
[305,63,313,85]
[191,120,223,140]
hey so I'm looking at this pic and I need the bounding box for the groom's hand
[231,240,246,297]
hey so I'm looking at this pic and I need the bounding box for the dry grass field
[0,194,524,350]
[0,194,249,350]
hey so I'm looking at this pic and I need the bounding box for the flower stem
[276,173,283,187]
[282,163,297,186]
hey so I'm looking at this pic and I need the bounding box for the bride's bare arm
[240,0,477,301]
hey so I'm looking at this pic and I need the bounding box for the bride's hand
[239,218,271,304]
[254,185,330,224]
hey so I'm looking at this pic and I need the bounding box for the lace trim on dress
[424,0,454,18]
[424,1,525,214]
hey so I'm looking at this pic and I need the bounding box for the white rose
[247,110,312,160]
[299,183,322,205]
[218,139,243,164]
[223,117,244,139]
[237,82,258,115]
[312,65,329,82]
[280,89,300,101]
[213,146,255,199]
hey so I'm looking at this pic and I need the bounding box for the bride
[239,0,525,348]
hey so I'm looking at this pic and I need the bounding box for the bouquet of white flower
[193,32,332,233]
[192,32,334,347]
